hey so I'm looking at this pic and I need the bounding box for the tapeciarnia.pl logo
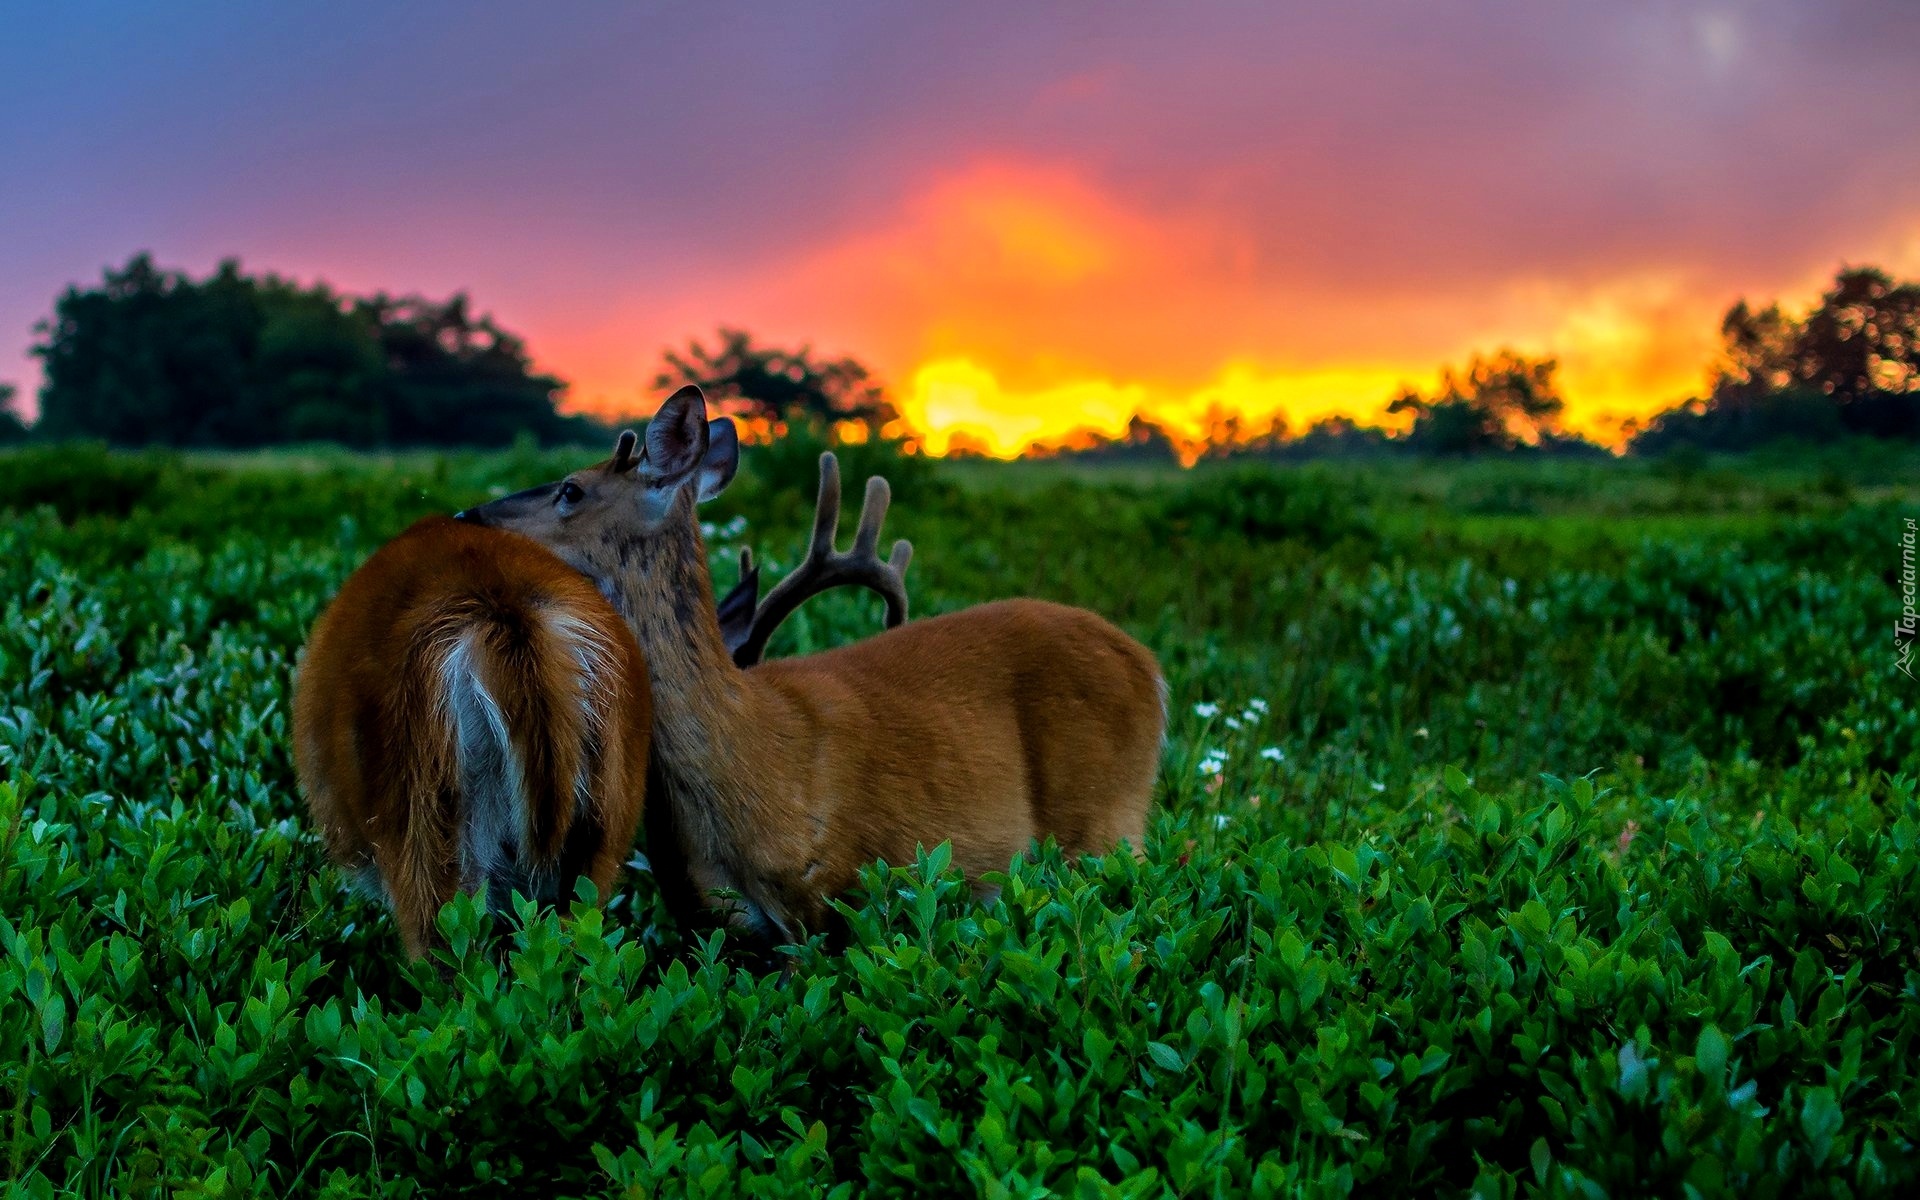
[1899,516,1916,679]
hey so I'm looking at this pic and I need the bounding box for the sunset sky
[5,2,1920,453]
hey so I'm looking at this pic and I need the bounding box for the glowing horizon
[537,160,1920,457]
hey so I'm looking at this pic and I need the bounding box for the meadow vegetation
[1,441,1916,1196]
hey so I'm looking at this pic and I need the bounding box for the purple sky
[6,2,1918,446]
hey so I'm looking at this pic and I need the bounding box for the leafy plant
[0,445,1915,1196]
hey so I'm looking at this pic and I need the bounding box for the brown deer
[291,433,887,957]
[293,514,654,958]
[458,385,1166,946]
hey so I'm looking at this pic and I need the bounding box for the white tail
[292,517,651,957]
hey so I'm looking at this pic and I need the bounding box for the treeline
[5,256,909,452]
[1019,266,1920,464]
[1014,349,1610,465]
[5,256,1917,458]
[1628,267,1920,453]
[25,255,595,448]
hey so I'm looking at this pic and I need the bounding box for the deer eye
[557,481,585,507]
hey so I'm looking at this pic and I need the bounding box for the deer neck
[598,491,791,913]
[601,489,747,763]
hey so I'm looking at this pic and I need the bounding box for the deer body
[293,516,651,956]
[463,387,1165,944]
[666,602,1164,941]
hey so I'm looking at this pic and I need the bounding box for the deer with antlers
[291,434,880,957]
[457,385,1166,945]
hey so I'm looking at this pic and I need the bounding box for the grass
[1,442,1916,1197]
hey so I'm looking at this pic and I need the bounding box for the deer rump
[293,516,650,956]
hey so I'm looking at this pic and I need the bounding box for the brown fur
[292,516,650,957]
[463,389,1166,945]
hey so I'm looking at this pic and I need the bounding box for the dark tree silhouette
[1387,350,1566,454]
[1792,268,1920,408]
[1632,265,1920,452]
[654,327,899,438]
[32,254,587,448]
[1269,416,1396,461]
[0,383,25,443]
[1715,300,1799,396]
[1024,414,1182,464]
[362,293,574,446]
[1196,406,1289,461]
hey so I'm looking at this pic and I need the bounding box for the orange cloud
[548,160,1919,454]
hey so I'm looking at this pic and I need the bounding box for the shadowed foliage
[654,327,902,442]
[1632,267,1920,454]
[31,255,601,449]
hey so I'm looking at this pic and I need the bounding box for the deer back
[736,596,1163,928]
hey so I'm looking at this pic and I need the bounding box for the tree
[1793,268,1920,400]
[1024,414,1181,464]
[654,328,899,439]
[1279,415,1395,460]
[34,255,265,445]
[360,292,575,447]
[1631,265,1920,453]
[0,383,26,443]
[257,281,385,444]
[31,254,583,448]
[1196,405,1289,462]
[1388,350,1565,454]
[1713,299,1798,399]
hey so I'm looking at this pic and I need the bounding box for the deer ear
[697,418,739,502]
[644,385,710,480]
[610,430,639,473]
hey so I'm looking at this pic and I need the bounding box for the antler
[728,453,912,667]
[715,548,761,657]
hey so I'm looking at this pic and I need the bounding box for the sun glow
[543,163,1919,459]
[901,357,1429,458]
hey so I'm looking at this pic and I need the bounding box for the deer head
[454,385,737,574]
[456,385,911,663]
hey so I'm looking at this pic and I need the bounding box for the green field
[2,442,1916,1197]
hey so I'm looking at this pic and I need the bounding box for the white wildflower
[1259,747,1284,763]
[1194,702,1220,719]
[1197,751,1227,777]
[1224,715,1242,730]
[1213,814,1232,830]
[1370,780,1387,793]
[1247,698,1269,714]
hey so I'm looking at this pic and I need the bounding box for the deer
[455,384,1167,947]
[292,514,653,958]
[291,441,887,957]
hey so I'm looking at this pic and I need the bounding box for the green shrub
[0,445,1914,1196]
[0,442,184,521]
[1160,465,1374,547]
[739,423,943,511]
